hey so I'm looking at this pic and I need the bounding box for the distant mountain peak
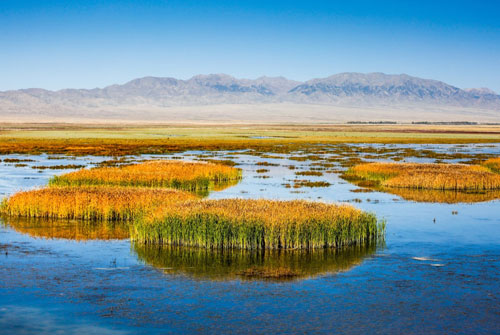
[1,72,498,123]
[465,87,497,95]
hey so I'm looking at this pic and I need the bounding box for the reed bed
[132,199,383,250]
[49,160,242,191]
[384,188,500,204]
[483,157,500,173]
[1,186,196,221]
[345,162,500,191]
[1,132,498,158]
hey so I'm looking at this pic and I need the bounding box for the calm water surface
[0,144,499,334]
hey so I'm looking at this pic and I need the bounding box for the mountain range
[1,73,499,123]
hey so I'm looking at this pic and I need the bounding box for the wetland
[0,129,499,334]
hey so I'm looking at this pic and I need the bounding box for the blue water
[0,144,499,334]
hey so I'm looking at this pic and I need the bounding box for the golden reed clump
[132,199,383,250]
[1,159,382,248]
[345,162,500,191]
[1,186,196,221]
[483,157,500,173]
[383,188,500,204]
[49,160,242,191]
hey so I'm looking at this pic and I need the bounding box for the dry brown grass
[1,125,500,157]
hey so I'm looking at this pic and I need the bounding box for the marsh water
[1,144,500,334]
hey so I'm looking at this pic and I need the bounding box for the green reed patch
[131,199,384,250]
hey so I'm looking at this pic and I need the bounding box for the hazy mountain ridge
[1,72,499,122]
[3,72,498,107]
[288,73,499,106]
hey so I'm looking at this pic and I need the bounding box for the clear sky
[1,0,499,92]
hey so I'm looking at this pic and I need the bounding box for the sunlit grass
[132,199,383,250]
[49,160,242,191]
[344,162,500,191]
[483,157,500,173]
[1,186,196,221]
[386,188,500,204]
[1,124,500,157]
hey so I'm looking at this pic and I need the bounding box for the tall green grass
[131,199,384,250]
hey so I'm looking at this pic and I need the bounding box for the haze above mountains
[1,72,499,123]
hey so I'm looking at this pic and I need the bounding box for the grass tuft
[1,186,196,221]
[132,199,383,250]
[385,188,500,204]
[483,157,500,173]
[344,162,500,191]
[49,160,242,191]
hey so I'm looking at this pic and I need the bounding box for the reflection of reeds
[192,178,241,197]
[1,186,196,221]
[3,216,129,240]
[133,242,380,281]
[49,160,242,191]
[132,199,383,250]
[345,162,500,191]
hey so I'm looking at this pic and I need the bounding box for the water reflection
[2,217,130,241]
[195,179,242,197]
[133,243,380,281]
[3,216,379,282]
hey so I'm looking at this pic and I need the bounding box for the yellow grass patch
[345,162,500,191]
[384,188,500,204]
[483,157,500,173]
[1,186,196,221]
[49,160,242,191]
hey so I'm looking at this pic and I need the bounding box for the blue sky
[1,0,499,91]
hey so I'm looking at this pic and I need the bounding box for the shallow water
[1,144,500,334]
